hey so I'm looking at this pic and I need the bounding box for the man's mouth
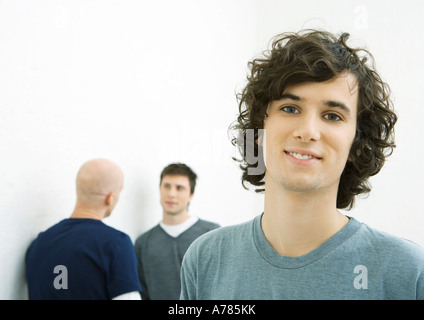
[286,151,315,160]
[284,149,322,161]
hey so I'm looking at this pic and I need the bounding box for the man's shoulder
[34,219,130,242]
[357,221,424,265]
[186,217,255,254]
[27,219,134,260]
[195,218,220,231]
[80,220,134,250]
[134,224,161,245]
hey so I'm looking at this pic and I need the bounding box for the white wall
[1,0,423,299]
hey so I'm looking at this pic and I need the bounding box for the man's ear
[105,192,115,205]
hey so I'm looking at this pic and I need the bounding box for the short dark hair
[231,29,397,210]
[160,163,197,194]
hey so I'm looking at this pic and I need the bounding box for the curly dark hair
[230,29,397,210]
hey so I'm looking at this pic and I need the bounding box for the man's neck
[70,204,103,220]
[162,210,190,226]
[262,186,349,257]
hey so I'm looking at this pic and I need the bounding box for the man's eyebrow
[164,182,186,188]
[279,93,302,101]
[324,100,351,114]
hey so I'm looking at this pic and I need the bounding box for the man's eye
[324,113,342,121]
[281,106,299,113]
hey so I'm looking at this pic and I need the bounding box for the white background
[1,0,423,299]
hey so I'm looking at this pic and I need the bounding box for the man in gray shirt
[180,30,424,299]
[135,163,219,299]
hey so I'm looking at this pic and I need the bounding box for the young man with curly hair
[180,30,424,299]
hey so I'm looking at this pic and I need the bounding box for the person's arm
[179,250,197,300]
[112,291,142,300]
[108,234,143,299]
[417,270,424,300]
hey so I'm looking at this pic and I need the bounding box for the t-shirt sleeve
[107,234,142,299]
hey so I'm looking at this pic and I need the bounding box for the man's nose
[168,187,177,197]
[292,114,321,142]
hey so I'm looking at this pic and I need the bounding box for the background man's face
[160,175,193,216]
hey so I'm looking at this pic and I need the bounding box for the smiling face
[160,175,194,217]
[263,72,358,196]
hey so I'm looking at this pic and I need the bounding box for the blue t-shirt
[26,218,142,300]
[180,215,424,299]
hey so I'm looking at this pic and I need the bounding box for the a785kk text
[168,304,256,317]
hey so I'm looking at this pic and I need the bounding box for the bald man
[25,159,142,300]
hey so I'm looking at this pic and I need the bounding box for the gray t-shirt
[180,215,424,299]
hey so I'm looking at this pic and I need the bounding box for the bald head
[75,158,124,207]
